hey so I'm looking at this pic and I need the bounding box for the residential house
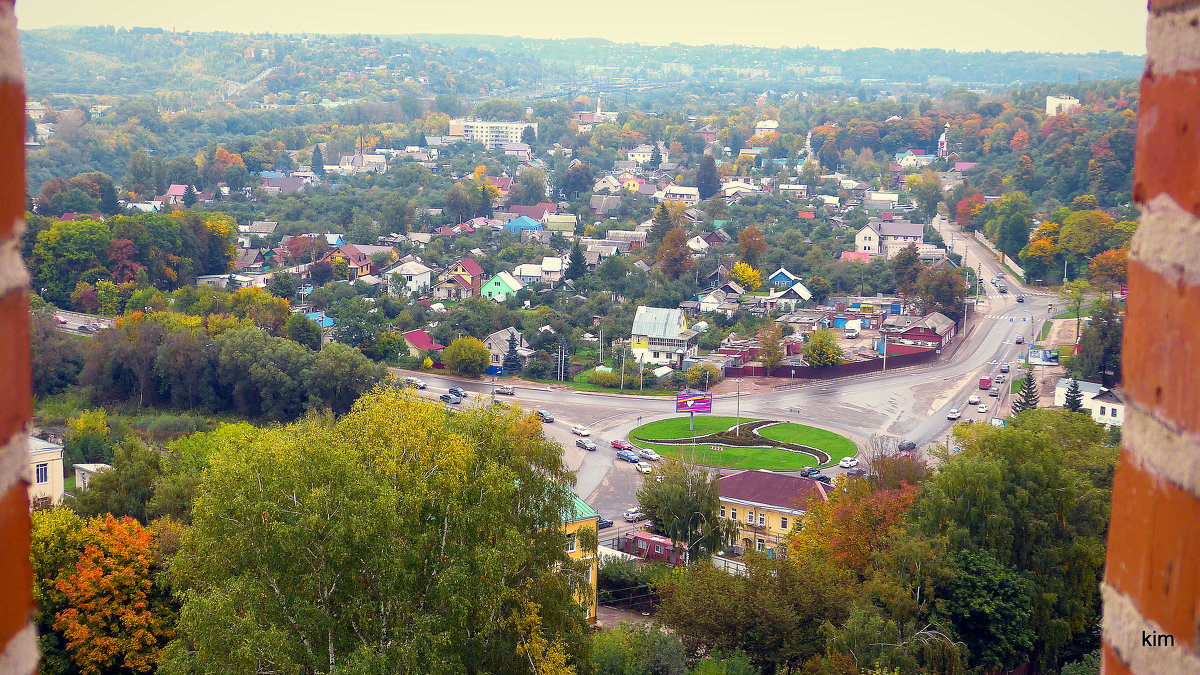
[593,175,622,193]
[432,274,477,301]
[502,142,532,162]
[590,194,622,217]
[262,176,306,195]
[503,215,543,233]
[764,282,813,312]
[543,214,577,233]
[482,271,525,302]
[754,120,780,136]
[630,306,699,367]
[719,469,830,555]
[538,257,565,284]
[621,530,688,565]
[512,263,545,285]
[627,142,669,165]
[73,463,111,491]
[768,267,801,287]
[661,185,700,206]
[881,312,956,349]
[893,150,935,169]
[445,258,486,294]
[400,329,445,358]
[389,260,433,296]
[238,220,279,237]
[605,230,648,249]
[699,288,742,315]
[336,153,388,174]
[508,203,559,222]
[855,220,924,256]
[447,118,538,149]
[563,496,600,624]
[28,437,64,508]
[1046,94,1081,116]
[778,184,808,198]
[686,236,710,254]
[701,229,732,247]
[1053,380,1124,426]
[483,327,534,368]
[234,248,265,271]
[695,123,719,144]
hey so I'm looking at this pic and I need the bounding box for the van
[845,328,859,339]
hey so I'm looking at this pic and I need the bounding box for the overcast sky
[16,1,1148,55]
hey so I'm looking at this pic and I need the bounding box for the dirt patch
[1045,318,1080,352]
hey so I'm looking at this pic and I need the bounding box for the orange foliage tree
[787,478,918,578]
[1089,248,1129,291]
[53,514,175,674]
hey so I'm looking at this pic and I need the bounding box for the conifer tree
[502,331,523,375]
[1064,377,1085,413]
[311,144,326,178]
[1012,369,1040,414]
[566,241,586,280]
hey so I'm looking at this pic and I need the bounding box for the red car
[610,439,634,451]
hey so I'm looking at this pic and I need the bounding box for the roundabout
[628,416,857,471]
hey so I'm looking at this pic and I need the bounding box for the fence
[724,348,937,380]
[972,231,1026,279]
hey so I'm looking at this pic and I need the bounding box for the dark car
[800,467,814,477]
[1016,296,1025,302]
[439,393,462,404]
[576,439,598,451]
[537,410,554,422]
[999,363,1010,373]
[897,440,917,453]
[597,517,614,529]
[846,468,868,478]
[616,450,640,463]
[448,386,468,398]
[811,474,833,485]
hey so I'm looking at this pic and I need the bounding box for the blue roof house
[503,215,544,233]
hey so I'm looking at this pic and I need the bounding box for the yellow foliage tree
[729,262,762,291]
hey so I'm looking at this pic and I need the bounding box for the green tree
[311,144,326,178]
[502,330,524,375]
[285,312,323,351]
[807,275,832,304]
[915,266,969,322]
[560,163,594,199]
[649,143,663,168]
[66,440,165,523]
[939,550,1035,671]
[592,622,686,675]
[305,343,387,414]
[686,363,722,390]
[913,169,945,220]
[30,311,84,396]
[636,461,735,560]
[1012,369,1040,414]
[650,203,673,244]
[183,184,198,207]
[757,322,784,371]
[656,227,694,281]
[567,241,587,280]
[1064,377,1085,413]
[1075,298,1123,386]
[443,336,490,376]
[696,155,721,201]
[1059,279,1093,344]
[266,271,298,299]
[890,243,923,300]
[804,328,844,368]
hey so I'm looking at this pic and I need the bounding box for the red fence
[724,348,937,379]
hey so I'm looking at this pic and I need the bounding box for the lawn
[631,416,761,440]
[1053,309,1087,320]
[631,440,819,471]
[756,423,858,462]
[1039,320,1054,341]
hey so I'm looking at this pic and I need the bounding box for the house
[336,153,388,174]
[432,274,477,301]
[447,118,538,149]
[630,306,699,367]
[593,175,622,193]
[563,496,600,624]
[661,185,701,206]
[1053,379,1124,426]
[512,263,545,285]
[699,288,741,315]
[621,530,688,565]
[627,142,669,165]
[778,184,808,198]
[262,176,306,195]
[1046,94,1081,116]
[538,257,565,284]
[755,120,780,136]
[764,282,813,312]
[483,327,534,368]
[400,329,445,358]
[883,312,956,349]
[238,220,279,236]
[445,258,486,294]
[605,230,649,249]
[590,194,622,217]
[695,123,719,144]
[234,248,265,271]
[686,236,710,253]
[304,311,335,331]
[28,437,64,508]
[502,142,532,162]
[768,267,800,288]
[855,220,924,255]
[503,215,543,233]
[389,260,433,296]
[323,245,372,279]
[73,463,111,491]
[719,469,830,555]
[839,251,872,263]
[543,214,577,233]
[482,271,525,302]
[893,150,935,169]
[509,202,559,221]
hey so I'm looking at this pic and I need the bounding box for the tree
[445,184,474,223]
[163,390,592,672]
[656,227,694,281]
[913,169,944,219]
[560,163,594,199]
[729,262,762,291]
[567,241,587,280]
[650,203,673,244]
[1088,248,1128,292]
[592,622,686,675]
[696,155,721,200]
[1058,279,1092,344]
[502,331,524,375]
[637,461,734,560]
[305,343,387,414]
[285,312,323,351]
[182,184,198,207]
[266,271,299,299]
[443,336,490,376]
[757,322,784,371]
[890,244,923,302]
[737,226,768,267]
[807,275,832,304]
[310,260,334,287]
[649,143,663,169]
[804,328,844,368]
[686,363,722,390]
[939,550,1036,671]
[520,125,537,146]
[53,514,176,674]
[1075,298,1123,386]
[66,441,164,523]
[915,266,969,322]
[31,311,84,396]
[1064,377,1085,413]
[1059,210,1116,259]
[1012,369,1039,414]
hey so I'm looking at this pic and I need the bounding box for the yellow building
[562,495,600,625]
[718,469,830,556]
[28,436,64,508]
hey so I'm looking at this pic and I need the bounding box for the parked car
[800,467,815,477]
[576,439,598,451]
[947,408,962,420]
[807,468,824,478]
[616,450,640,463]
[977,404,989,413]
[845,468,868,478]
[493,384,515,395]
[838,456,859,468]
[403,376,427,389]
[989,386,1000,397]
[448,386,468,398]
[812,474,833,485]
[439,393,462,404]
[571,425,591,436]
[623,507,645,522]
[537,410,554,422]
[968,394,981,405]
[610,439,634,451]
[597,516,614,529]
[637,448,661,461]
[897,440,917,453]
[636,462,653,475]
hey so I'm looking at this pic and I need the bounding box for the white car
[968,394,981,405]
[637,448,661,461]
[977,404,989,413]
[623,507,645,522]
[838,456,859,468]
[636,461,653,475]
[947,409,962,420]
[571,425,590,436]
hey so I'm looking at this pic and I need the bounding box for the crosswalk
[982,314,1038,321]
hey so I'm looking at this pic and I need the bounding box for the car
[636,462,653,475]
[845,468,868,478]
[1016,295,1025,302]
[999,363,1010,373]
[637,448,662,461]
[1015,336,1024,344]
[989,386,1000,397]
[799,467,815,477]
[995,374,1007,383]
[977,404,989,413]
[990,417,1006,427]
[947,408,962,420]
[53,314,68,324]
[571,425,591,436]
[897,440,917,453]
[807,468,824,478]
[76,324,95,334]
[838,456,859,468]
[811,474,833,485]
[439,393,462,404]
[448,386,468,398]
[610,439,634,451]
[403,376,427,389]
[576,439,598,451]
[616,450,640,463]
[597,516,614,529]
[623,507,645,522]
[537,410,555,422]
[968,394,981,405]
[493,384,515,395]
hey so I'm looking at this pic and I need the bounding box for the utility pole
[735,378,743,435]
[619,346,626,390]
[881,333,888,371]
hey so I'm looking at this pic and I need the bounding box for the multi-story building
[718,469,830,555]
[630,306,699,367]
[1046,94,1081,116]
[28,437,64,508]
[562,496,600,625]
[447,118,538,149]
[855,219,924,255]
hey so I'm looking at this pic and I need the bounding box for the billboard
[676,390,713,414]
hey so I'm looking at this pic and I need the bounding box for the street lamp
[735,379,743,436]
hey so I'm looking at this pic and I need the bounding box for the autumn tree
[757,321,784,371]
[788,476,918,578]
[637,460,735,560]
[737,225,767,267]
[915,266,969,322]
[729,261,762,291]
[1088,248,1128,292]
[803,328,844,368]
[657,227,694,281]
[890,243,923,301]
[443,336,490,376]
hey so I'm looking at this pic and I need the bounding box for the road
[48,310,115,335]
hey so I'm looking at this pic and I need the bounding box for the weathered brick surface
[0,81,21,240]
[1133,71,1200,216]
[0,486,32,649]
[1148,0,1200,11]
[1103,644,1133,675]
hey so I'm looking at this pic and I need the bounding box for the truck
[844,319,862,339]
[979,377,992,389]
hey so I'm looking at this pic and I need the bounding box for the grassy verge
[756,423,857,462]
[631,440,819,471]
[631,416,761,440]
[629,417,856,468]
[1039,320,1054,341]
[1053,309,1086,320]
[524,377,677,396]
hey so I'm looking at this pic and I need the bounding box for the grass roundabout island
[629,416,857,471]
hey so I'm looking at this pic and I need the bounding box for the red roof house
[401,329,445,357]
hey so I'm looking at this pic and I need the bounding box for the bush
[587,369,621,388]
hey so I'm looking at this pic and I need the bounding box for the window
[756,538,765,551]
[1099,406,1107,416]
[35,463,48,485]
[638,540,647,549]
[720,506,726,518]
[747,512,754,524]
[1112,407,1119,418]
[780,516,789,530]
[730,508,737,521]
[758,514,766,526]
[654,544,664,554]
[566,533,577,553]
[492,354,499,362]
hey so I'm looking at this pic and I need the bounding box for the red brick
[0,292,31,444]
[1133,71,1200,217]
[1105,451,1200,650]
[0,485,32,651]
[1122,262,1200,433]
[1148,0,1200,11]
[0,81,24,241]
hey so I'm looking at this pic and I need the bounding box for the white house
[630,306,699,367]
[1046,94,1081,116]
[855,220,924,255]
[74,463,111,491]
[389,260,433,296]
[539,256,565,284]
[1053,379,1124,426]
[28,436,64,507]
[483,327,535,367]
[661,185,700,206]
[628,142,669,165]
[512,263,544,285]
[754,120,780,136]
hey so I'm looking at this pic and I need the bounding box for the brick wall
[1102,2,1200,673]
[0,0,36,672]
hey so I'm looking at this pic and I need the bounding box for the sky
[15,1,1148,55]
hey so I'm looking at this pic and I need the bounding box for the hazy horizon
[16,1,1148,56]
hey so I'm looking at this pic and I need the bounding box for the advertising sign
[1026,348,1061,367]
[676,390,713,414]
